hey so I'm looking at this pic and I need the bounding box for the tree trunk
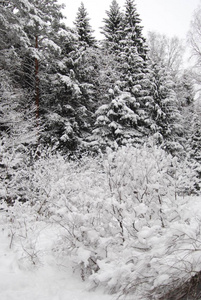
[35,35,39,119]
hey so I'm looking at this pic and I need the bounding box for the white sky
[60,0,201,40]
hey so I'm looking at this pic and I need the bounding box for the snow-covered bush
[80,145,201,297]
[0,140,32,205]
[2,144,201,299]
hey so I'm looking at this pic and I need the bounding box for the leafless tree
[147,31,184,75]
[188,6,201,87]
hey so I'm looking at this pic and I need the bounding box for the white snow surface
[0,218,113,300]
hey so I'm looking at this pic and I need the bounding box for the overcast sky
[60,0,201,40]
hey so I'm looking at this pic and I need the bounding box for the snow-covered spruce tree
[175,70,195,108]
[124,0,148,60]
[0,0,29,86]
[74,2,96,47]
[0,0,42,206]
[118,41,152,102]
[57,34,130,151]
[117,0,153,132]
[39,28,85,151]
[102,0,148,58]
[6,0,65,115]
[148,61,185,155]
[93,0,153,148]
[92,51,154,149]
[0,0,40,146]
[101,0,125,50]
[92,90,147,148]
[5,0,91,151]
[111,45,153,144]
[47,40,107,151]
[186,110,201,162]
[38,2,102,151]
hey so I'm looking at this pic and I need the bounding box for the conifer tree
[124,0,147,59]
[189,113,201,163]
[114,0,152,129]
[74,2,96,47]
[0,0,41,144]
[95,0,153,148]
[0,0,30,86]
[90,46,154,149]
[0,0,86,150]
[175,71,195,108]
[1,0,65,116]
[92,90,146,148]
[149,62,184,155]
[102,0,124,46]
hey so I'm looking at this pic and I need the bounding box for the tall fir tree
[92,89,147,149]
[116,0,153,136]
[101,0,124,47]
[0,0,87,150]
[2,0,66,116]
[94,0,153,148]
[124,0,147,59]
[148,61,184,155]
[74,2,96,47]
[0,0,42,145]
[175,71,195,108]
[0,0,30,87]
[189,113,201,164]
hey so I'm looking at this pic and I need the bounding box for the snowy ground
[1,195,201,300]
[0,216,114,300]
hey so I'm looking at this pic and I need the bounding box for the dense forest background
[1,1,201,299]
[1,0,200,156]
